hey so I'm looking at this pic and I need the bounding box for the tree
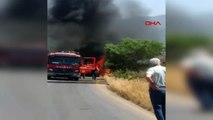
[105,38,164,71]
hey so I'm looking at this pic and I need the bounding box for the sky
[140,0,165,16]
[138,0,213,16]
[114,0,165,16]
[114,0,213,16]
[168,0,213,15]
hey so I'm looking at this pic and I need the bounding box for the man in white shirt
[146,58,166,120]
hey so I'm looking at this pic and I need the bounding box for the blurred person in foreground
[146,58,166,120]
[182,49,213,111]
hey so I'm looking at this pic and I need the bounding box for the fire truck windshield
[48,56,80,65]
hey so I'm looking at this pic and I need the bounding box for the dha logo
[145,21,161,26]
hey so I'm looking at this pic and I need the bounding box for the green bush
[105,38,164,71]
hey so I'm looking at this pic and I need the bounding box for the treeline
[104,38,165,79]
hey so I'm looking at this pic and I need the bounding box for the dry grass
[105,64,191,112]
[105,76,153,111]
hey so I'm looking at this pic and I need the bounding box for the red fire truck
[48,51,81,80]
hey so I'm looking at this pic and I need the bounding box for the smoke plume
[48,0,119,58]
[48,0,165,59]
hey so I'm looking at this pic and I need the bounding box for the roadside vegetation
[105,38,165,80]
[104,38,164,111]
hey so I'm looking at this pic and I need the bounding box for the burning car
[80,57,99,80]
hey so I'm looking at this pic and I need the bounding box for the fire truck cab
[48,51,81,80]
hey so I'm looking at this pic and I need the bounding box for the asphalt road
[48,78,155,120]
[1,71,154,120]
[4,70,210,120]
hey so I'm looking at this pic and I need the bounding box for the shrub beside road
[104,38,164,71]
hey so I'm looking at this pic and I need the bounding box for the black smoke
[48,0,118,59]
[48,0,165,59]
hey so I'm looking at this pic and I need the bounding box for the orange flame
[96,55,106,77]
[105,69,111,74]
